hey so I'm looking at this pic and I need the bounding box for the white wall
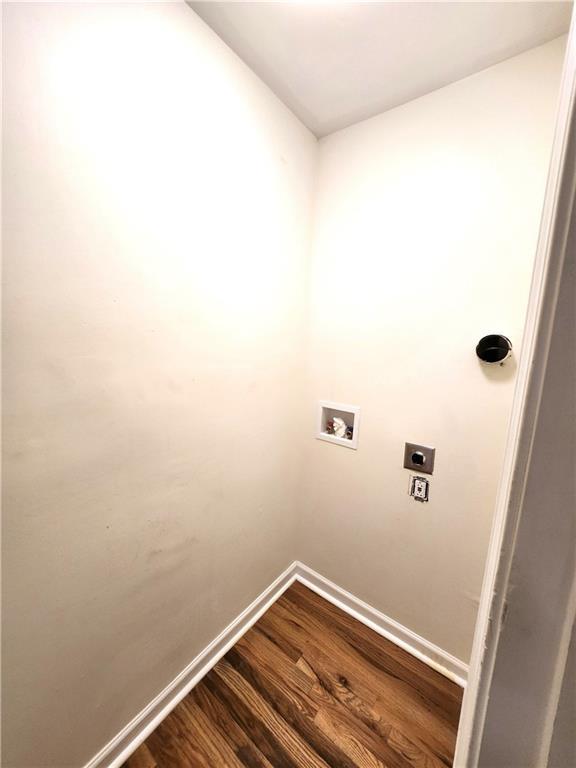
[297,37,566,663]
[2,3,315,766]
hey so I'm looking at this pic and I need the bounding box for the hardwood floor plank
[265,595,456,765]
[123,743,157,768]
[204,670,298,768]
[176,699,246,767]
[277,592,457,749]
[122,581,462,768]
[287,583,462,723]
[301,639,452,767]
[214,658,331,768]
[228,641,358,768]
[145,704,215,766]
[234,627,413,768]
[253,612,303,663]
[313,706,389,768]
[237,626,315,699]
[232,635,317,719]
[190,682,274,768]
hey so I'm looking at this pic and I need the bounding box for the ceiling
[190,2,572,137]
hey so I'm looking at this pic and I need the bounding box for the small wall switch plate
[410,475,429,502]
[404,442,435,474]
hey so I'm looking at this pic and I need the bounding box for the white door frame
[453,18,576,768]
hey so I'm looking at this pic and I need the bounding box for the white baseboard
[292,561,468,687]
[84,560,468,768]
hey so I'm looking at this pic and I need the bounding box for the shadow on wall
[478,354,518,382]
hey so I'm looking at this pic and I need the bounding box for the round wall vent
[476,334,512,364]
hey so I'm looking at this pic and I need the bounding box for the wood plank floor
[123,582,463,768]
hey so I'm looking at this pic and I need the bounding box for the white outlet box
[316,401,360,450]
[410,475,429,502]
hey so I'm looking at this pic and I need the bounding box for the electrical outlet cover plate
[410,475,429,502]
[404,442,435,474]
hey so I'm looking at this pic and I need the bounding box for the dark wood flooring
[124,582,463,767]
